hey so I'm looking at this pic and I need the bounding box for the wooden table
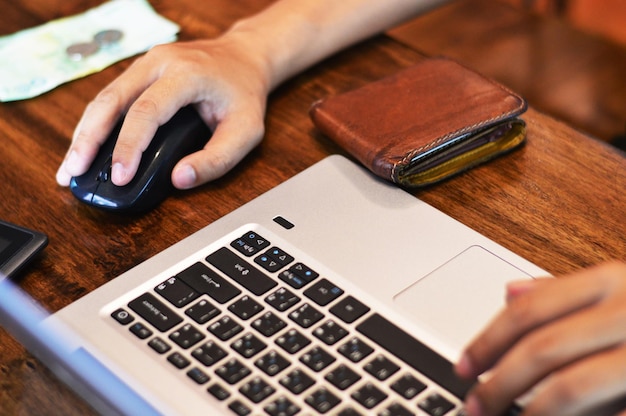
[389,0,626,143]
[1,0,625,414]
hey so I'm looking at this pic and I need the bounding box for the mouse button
[93,178,167,212]
[152,106,210,157]
[96,155,113,183]
[89,182,138,211]
[95,165,156,201]
[69,174,99,204]
[91,194,122,210]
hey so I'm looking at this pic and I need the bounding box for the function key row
[150,230,368,320]
[231,231,320,291]
[255,247,294,272]
[154,230,323,311]
[230,232,270,256]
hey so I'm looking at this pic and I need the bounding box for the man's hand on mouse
[455,262,626,416]
[56,36,270,190]
[56,0,435,192]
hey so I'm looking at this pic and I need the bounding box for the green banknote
[0,0,179,102]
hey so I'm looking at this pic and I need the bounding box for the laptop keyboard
[111,229,476,415]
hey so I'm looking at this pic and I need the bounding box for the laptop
[0,155,546,415]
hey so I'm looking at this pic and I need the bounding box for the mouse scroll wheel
[97,157,112,183]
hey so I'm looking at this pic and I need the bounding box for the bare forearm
[224,0,449,91]
[57,0,450,191]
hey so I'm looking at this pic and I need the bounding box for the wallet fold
[309,57,528,187]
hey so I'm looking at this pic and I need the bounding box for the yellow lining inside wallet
[397,119,527,187]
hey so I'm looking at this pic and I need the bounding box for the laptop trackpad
[393,245,533,353]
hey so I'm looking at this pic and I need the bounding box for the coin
[94,29,123,47]
[65,41,100,61]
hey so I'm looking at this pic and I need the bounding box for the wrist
[223,16,297,93]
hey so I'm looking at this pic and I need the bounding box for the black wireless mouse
[70,106,211,213]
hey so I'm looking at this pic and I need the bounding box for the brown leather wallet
[309,57,527,187]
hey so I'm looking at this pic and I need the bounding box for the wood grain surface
[389,0,626,143]
[1,0,625,414]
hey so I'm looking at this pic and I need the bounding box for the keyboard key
[300,346,336,372]
[351,382,388,409]
[216,358,251,384]
[325,364,361,390]
[313,320,348,345]
[255,350,291,376]
[305,387,340,413]
[379,402,415,416]
[264,396,301,416]
[418,392,455,416]
[265,247,294,266]
[111,308,134,325]
[207,382,230,401]
[304,278,343,306]
[275,329,311,354]
[177,262,240,304]
[330,296,370,324]
[255,247,294,272]
[228,295,263,320]
[155,276,198,308]
[231,332,267,358]
[148,337,171,354]
[185,299,220,324]
[228,399,251,416]
[128,292,183,332]
[279,263,319,289]
[230,231,270,256]
[187,367,210,385]
[337,407,364,416]
[280,368,315,394]
[364,354,400,381]
[357,313,472,399]
[129,322,152,339]
[265,287,300,312]
[272,216,294,229]
[255,253,283,273]
[239,376,275,403]
[289,303,324,328]
[209,316,243,341]
[252,311,287,337]
[338,337,374,363]
[390,374,427,400]
[207,247,277,295]
[167,352,190,369]
[169,323,205,349]
[191,340,227,366]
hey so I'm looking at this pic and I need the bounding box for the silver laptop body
[0,155,546,415]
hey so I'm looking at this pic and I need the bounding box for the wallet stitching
[392,58,527,182]
[392,106,524,183]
